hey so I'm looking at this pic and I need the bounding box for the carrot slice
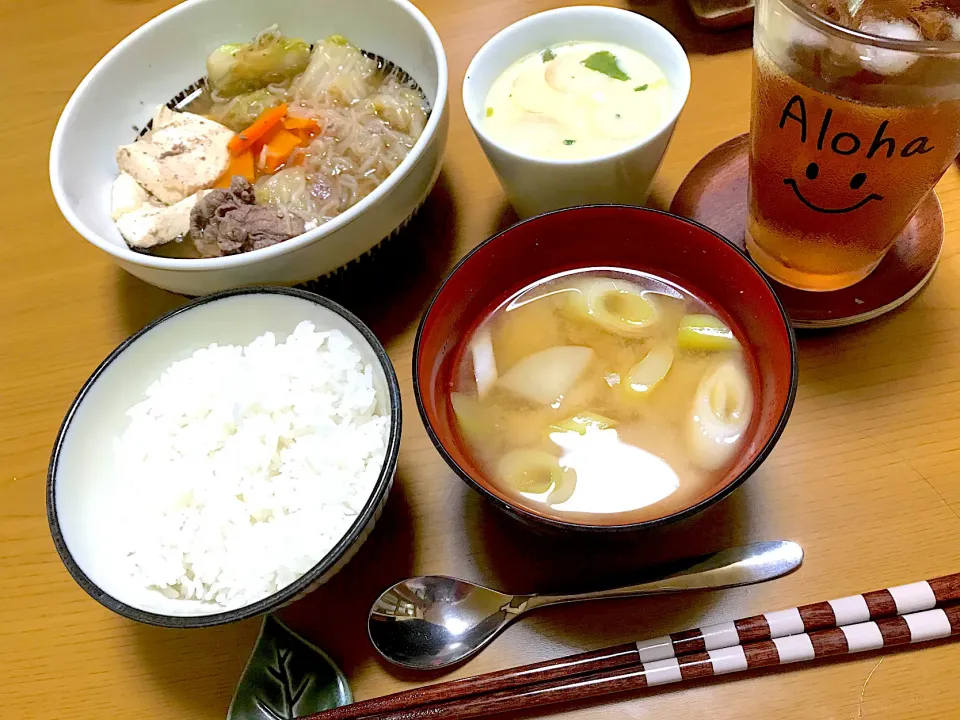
[248,124,279,159]
[214,150,255,187]
[228,104,288,155]
[262,128,304,173]
[283,115,321,133]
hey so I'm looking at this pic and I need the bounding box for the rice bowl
[119,322,389,609]
[47,288,401,627]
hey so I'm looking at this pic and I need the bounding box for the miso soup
[450,268,757,524]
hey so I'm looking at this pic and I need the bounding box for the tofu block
[111,172,156,220]
[116,107,233,205]
[116,191,208,249]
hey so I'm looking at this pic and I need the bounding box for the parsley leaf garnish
[581,51,629,81]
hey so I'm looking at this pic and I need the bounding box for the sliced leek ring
[687,360,753,470]
[497,449,565,494]
[450,392,491,442]
[546,469,577,505]
[678,314,741,353]
[566,279,659,337]
[549,411,617,435]
[625,343,674,395]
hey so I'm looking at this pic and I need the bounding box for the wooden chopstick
[301,572,960,720]
[370,605,960,720]
[634,572,960,663]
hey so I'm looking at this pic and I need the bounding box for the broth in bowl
[449,268,755,524]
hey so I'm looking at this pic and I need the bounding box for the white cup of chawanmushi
[463,6,690,218]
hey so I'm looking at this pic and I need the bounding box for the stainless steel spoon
[368,540,803,670]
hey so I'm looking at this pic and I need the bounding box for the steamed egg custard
[451,269,755,523]
[483,42,671,160]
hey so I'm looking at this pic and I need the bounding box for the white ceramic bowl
[47,288,401,627]
[463,6,690,218]
[50,0,448,296]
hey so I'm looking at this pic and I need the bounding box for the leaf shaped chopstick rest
[228,615,351,720]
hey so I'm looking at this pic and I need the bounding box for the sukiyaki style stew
[111,28,428,259]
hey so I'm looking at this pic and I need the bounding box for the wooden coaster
[670,133,944,329]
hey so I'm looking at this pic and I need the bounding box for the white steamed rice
[116,321,389,609]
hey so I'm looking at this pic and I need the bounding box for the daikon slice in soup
[450,268,757,524]
[482,42,671,160]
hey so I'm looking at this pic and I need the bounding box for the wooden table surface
[4,0,960,718]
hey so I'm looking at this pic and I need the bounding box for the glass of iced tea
[748,0,960,291]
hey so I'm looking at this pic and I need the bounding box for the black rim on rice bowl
[46,287,402,628]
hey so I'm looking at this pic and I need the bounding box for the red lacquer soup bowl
[414,205,798,532]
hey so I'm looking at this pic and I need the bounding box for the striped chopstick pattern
[635,573,960,663]
[301,573,960,720]
[637,606,960,687]
[371,607,960,720]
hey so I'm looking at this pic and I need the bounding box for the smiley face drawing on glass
[784,161,882,215]
[747,88,960,290]
[772,94,939,217]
